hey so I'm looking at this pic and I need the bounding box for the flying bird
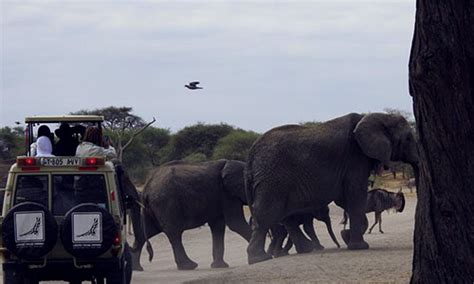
[185,81,203,90]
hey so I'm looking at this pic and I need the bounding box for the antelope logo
[76,218,99,237]
[19,217,41,237]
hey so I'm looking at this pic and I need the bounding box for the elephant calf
[131,160,251,271]
[267,206,340,258]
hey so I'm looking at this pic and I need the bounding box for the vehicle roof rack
[25,115,104,123]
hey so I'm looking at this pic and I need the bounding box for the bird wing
[189,81,200,86]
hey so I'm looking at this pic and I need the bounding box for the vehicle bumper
[3,258,122,281]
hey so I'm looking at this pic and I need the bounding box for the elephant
[114,164,144,244]
[245,112,419,264]
[131,159,251,271]
[267,206,340,258]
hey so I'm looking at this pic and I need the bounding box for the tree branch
[122,117,156,151]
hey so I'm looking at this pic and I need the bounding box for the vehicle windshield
[52,174,108,215]
[14,175,48,207]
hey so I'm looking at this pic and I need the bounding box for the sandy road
[0,195,415,283]
[132,195,416,283]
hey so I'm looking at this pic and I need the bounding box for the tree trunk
[409,1,474,282]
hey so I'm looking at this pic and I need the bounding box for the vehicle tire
[2,202,58,260]
[105,244,131,284]
[124,243,133,284]
[60,203,117,258]
[3,268,24,284]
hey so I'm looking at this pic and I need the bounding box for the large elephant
[267,206,340,258]
[131,160,251,271]
[246,113,419,264]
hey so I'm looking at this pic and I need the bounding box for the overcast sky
[1,1,416,132]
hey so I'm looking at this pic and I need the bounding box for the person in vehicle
[30,125,54,156]
[53,123,79,156]
[76,126,117,159]
[36,136,55,157]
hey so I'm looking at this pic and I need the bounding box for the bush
[183,152,207,162]
[212,130,260,161]
[167,123,234,160]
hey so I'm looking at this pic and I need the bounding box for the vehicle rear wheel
[2,202,58,260]
[3,268,24,284]
[60,203,117,258]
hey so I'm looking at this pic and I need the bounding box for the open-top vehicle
[0,116,132,284]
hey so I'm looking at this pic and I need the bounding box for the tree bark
[409,0,474,282]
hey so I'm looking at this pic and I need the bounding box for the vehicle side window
[52,174,108,215]
[14,175,48,207]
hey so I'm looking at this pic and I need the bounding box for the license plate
[41,157,81,167]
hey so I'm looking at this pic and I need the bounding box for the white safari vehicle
[0,116,131,284]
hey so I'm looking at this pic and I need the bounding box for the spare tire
[2,202,58,259]
[60,203,117,258]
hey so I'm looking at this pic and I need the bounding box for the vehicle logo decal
[72,212,102,248]
[76,218,99,237]
[14,211,46,246]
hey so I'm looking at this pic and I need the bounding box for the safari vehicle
[0,116,132,284]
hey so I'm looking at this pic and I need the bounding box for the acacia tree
[409,1,474,282]
[73,106,155,161]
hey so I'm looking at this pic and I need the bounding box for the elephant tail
[143,214,155,262]
[141,197,158,262]
[244,164,255,210]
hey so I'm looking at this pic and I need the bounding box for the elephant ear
[353,113,392,165]
[221,160,247,203]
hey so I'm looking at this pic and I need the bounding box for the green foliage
[300,121,322,127]
[183,152,207,162]
[72,106,146,131]
[0,127,24,160]
[168,123,234,160]
[212,130,260,161]
[141,127,171,166]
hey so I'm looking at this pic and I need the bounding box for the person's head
[36,136,53,156]
[83,126,103,146]
[37,125,51,138]
[55,123,72,139]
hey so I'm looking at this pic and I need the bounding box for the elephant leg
[302,217,324,250]
[282,236,293,255]
[268,225,289,257]
[247,225,272,264]
[378,213,384,233]
[131,211,161,271]
[247,197,282,264]
[166,230,198,270]
[368,212,378,234]
[208,217,229,268]
[324,219,341,248]
[283,216,313,254]
[341,191,369,250]
[223,196,252,242]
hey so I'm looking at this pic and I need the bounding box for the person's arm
[103,145,117,160]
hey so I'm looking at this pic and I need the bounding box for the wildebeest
[406,178,416,192]
[341,188,405,234]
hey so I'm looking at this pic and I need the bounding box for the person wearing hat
[53,123,78,156]
[36,136,55,157]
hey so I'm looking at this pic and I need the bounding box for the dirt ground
[0,177,416,283]
[132,192,416,283]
